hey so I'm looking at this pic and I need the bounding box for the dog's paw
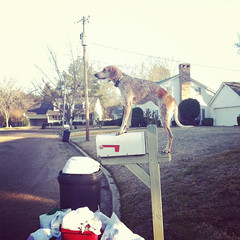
[116,129,127,136]
[116,130,123,136]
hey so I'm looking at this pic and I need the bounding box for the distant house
[25,103,61,126]
[73,98,103,125]
[134,63,216,123]
[208,82,240,126]
[25,98,103,126]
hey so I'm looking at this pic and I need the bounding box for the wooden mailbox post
[96,124,171,240]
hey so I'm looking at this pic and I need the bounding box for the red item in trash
[60,227,98,240]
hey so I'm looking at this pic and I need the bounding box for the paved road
[0,127,111,240]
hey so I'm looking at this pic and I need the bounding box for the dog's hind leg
[162,122,173,153]
[160,104,174,153]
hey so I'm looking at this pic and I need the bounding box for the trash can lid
[62,156,101,174]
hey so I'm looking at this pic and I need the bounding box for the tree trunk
[4,110,9,128]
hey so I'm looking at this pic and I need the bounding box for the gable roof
[155,75,178,85]
[156,74,215,94]
[208,82,240,106]
[26,103,54,115]
[190,78,216,94]
[224,82,240,96]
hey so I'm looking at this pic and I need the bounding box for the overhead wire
[90,42,240,73]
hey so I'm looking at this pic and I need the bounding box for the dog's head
[95,66,122,84]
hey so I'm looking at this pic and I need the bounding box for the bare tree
[0,78,40,127]
[34,47,102,126]
[125,59,174,82]
[0,78,21,127]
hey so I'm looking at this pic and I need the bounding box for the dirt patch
[76,126,240,240]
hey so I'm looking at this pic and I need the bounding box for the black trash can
[62,129,70,142]
[58,169,102,212]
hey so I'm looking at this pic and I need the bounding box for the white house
[134,63,215,123]
[73,98,103,125]
[208,82,240,126]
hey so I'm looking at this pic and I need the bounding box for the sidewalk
[69,134,121,218]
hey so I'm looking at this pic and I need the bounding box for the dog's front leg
[126,109,132,129]
[117,102,132,135]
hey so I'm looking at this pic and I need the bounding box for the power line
[90,42,240,73]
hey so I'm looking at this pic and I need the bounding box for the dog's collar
[114,74,124,87]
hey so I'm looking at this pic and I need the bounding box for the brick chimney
[179,63,191,101]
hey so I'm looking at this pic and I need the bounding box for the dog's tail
[174,102,193,128]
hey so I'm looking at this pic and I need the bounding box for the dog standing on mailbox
[95,65,190,153]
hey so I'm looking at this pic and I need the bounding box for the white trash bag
[26,229,51,240]
[101,213,145,240]
[39,209,71,238]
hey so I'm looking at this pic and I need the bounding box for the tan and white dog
[95,65,189,153]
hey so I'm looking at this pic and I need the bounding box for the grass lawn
[163,149,240,240]
[74,126,240,240]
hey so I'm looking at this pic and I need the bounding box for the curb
[69,139,121,219]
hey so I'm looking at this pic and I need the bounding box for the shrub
[202,118,213,126]
[131,107,145,127]
[116,118,122,126]
[103,120,114,126]
[193,119,200,126]
[179,98,200,125]
[104,118,122,126]
[72,121,84,125]
[53,122,61,126]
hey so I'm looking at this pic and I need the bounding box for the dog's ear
[108,66,121,81]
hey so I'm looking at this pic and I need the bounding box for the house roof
[155,75,179,85]
[26,103,54,115]
[224,82,240,96]
[208,82,240,106]
[191,78,216,94]
[156,74,215,94]
[47,109,60,116]
[26,97,102,117]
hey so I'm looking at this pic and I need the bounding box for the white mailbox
[96,132,146,157]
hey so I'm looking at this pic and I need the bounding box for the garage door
[30,119,46,126]
[214,108,238,126]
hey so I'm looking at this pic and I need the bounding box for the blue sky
[0,0,240,91]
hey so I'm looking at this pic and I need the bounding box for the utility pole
[76,16,90,141]
[62,80,66,131]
